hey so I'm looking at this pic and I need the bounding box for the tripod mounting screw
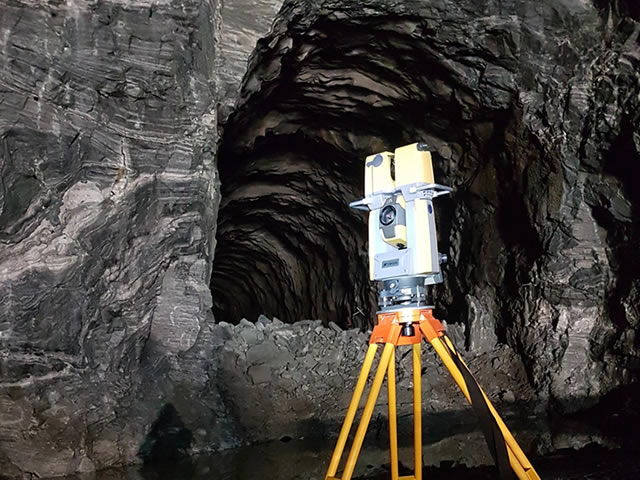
[401,323,416,337]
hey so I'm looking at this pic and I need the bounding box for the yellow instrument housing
[363,143,439,281]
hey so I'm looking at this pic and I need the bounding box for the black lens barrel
[380,205,397,226]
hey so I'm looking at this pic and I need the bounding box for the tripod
[325,307,540,480]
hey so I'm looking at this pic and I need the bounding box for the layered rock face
[0,0,639,478]
[0,0,260,476]
[213,0,640,412]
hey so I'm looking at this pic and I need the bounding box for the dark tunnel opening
[212,133,372,325]
[210,11,543,339]
[208,5,640,416]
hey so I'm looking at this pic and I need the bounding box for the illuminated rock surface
[0,0,268,476]
[0,0,639,477]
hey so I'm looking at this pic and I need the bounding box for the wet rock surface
[55,442,640,480]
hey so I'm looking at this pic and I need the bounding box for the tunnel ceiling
[211,0,640,410]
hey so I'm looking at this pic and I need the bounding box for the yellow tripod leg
[387,348,399,480]
[441,336,539,480]
[412,343,422,480]
[430,336,541,480]
[341,342,395,480]
[326,343,379,480]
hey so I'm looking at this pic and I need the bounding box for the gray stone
[0,0,283,476]
[209,318,538,452]
[248,364,273,384]
[1,0,640,477]
[246,339,284,366]
[211,0,640,417]
[467,292,499,353]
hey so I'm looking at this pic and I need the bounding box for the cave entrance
[210,13,545,336]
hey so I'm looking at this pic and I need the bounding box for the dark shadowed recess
[211,13,547,333]
[589,117,640,369]
[138,404,194,465]
[594,0,640,21]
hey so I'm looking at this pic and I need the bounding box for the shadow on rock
[138,403,195,478]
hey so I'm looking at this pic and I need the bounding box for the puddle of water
[74,438,385,480]
[57,414,631,480]
[80,441,640,480]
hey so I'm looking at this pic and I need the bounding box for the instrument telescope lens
[380,205,397,226]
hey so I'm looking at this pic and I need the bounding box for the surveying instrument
[325,143,540,480]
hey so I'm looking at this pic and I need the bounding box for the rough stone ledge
[0,315,623,479]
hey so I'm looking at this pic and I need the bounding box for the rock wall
[212,0,640,413]
[0,0,278,476]
[210,316,541,447]
[1,0,639,477]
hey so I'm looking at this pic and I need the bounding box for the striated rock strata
[0,0,639,477]
[0,0,277,476]
[213,0,640,415]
